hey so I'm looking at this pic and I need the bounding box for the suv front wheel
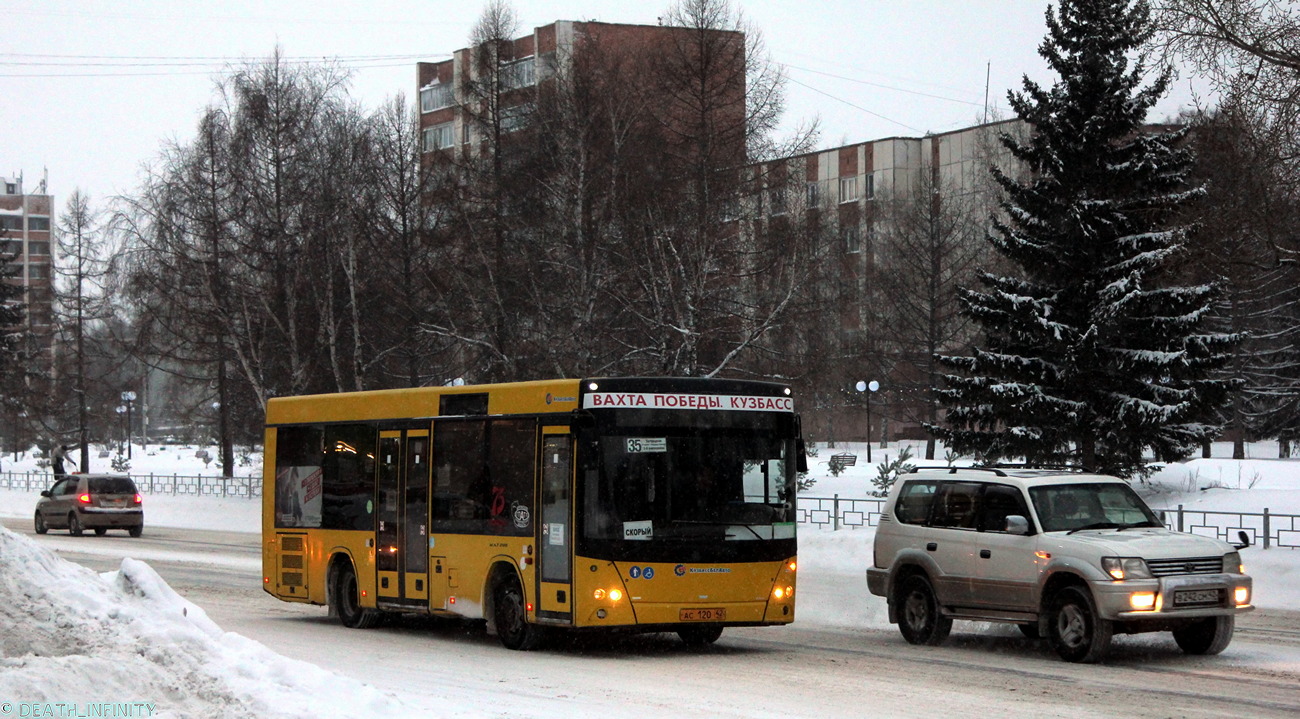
[1048,586,1112,663]
[1173,615,1234,655]
[895,573,952,646]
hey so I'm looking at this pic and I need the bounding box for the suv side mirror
[1233,530,1251,550]
[1005,515,1031,535]
[40,490,52,498]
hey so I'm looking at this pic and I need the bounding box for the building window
[839,176,859,204]
[28,216,50,231]
[500,103,532,133]
[423,123,455,152]
[842,225,861,254]
[500,58,536,91]
[1,239,20,256]
[768,188,787,216]
[420,82,455,113]
[806,181,821,208]
[4,183,14,194]
[28,241,49,256]
[28,264,50,279]
[0,216,21,231]
[864,173,875,200]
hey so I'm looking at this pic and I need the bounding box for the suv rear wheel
[895,574,952,646]
[1048,586,1112,663]
[1173,616,1234,655]
[67,512,84,537]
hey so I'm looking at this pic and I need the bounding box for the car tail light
[134,494,143,504]
[78,494,91,504]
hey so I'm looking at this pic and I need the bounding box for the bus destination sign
[583,392,793,413]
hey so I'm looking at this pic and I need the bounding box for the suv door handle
[926,542,937,552]
[979,549,991,559]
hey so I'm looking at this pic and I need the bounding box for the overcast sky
[4,0,1207,205]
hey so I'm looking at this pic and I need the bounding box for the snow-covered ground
[1,439,1298,716]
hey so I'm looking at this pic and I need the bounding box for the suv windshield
[1029,482,1162,533]
[582,429,795,544]
[87,477,138,494]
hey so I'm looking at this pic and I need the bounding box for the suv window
[977,483,1031,533]
[1029,482,1161,532]
[88,477,138,494]
[895,481,938,525]
[930,482,981,529]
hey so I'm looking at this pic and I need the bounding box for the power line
[784,63,984,108]
[785,76,923,134]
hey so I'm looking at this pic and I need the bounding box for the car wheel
[677,625,724,646]
[332,561,378,629]
[34,511,48,535]
[94,527,107,536]
[494,574,543,650]
[128,525,143,538]
[1048,586,1112,663]
[1173,616,1234,655]
[68,512,84,537]
[895,574,952,646]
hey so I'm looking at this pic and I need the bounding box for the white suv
[866,468,1253,663]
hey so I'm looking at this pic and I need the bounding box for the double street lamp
[120,391,136,459]
[855,380,879,462]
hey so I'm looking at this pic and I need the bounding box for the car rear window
[895,481,938,525]
[88,477,138,494]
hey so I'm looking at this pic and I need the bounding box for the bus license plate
[1174,589,1222,606]
[680,608,726,622]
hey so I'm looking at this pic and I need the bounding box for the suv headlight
[1223,551,1244,575]
[1101,557,1153,581]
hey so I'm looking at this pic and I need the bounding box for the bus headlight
[773,585,793,600]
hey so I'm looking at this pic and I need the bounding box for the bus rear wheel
[494,575,543,651]
[332,561,378,629]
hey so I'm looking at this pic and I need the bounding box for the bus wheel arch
[486,562,543,651]
[327,551,379,629]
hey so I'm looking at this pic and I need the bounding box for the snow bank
[0,527,405,718]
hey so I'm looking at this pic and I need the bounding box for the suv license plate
[1174,589,1222,606]
[680,608,726,622]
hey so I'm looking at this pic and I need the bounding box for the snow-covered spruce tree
[933,0,1237,478]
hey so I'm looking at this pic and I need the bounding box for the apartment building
[0,172,54,362]
[416,20,743,159]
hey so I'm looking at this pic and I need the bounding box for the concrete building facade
[0,172,54,362]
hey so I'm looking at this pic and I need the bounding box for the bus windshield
[582,429,796,544]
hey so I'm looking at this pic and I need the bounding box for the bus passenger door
[375,428,431,608]
[403,431,430,604]
[376,432,402,600]
[536,431,573,623]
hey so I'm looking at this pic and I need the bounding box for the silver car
[35,474,144,537]
[867,468,1253,663]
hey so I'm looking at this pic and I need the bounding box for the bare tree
[876,147,992,460]
[53,190,110,469]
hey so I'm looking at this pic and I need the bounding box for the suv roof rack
[908,466,1007,477]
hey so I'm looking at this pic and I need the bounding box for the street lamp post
[115,405,127,454]
[855,380,879,462]
[120,391,137,459]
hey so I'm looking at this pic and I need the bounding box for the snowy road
[6,518,1300,718]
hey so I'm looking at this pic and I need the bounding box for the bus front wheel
[494,575,543,651]
[677,625,724,646]
[332,561,379,629]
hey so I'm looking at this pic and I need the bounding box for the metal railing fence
[797,494,1298,550]
[0,471,263,499]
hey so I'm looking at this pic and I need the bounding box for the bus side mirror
[795,439,809,474]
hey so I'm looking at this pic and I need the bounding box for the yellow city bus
[262,376,805,649]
